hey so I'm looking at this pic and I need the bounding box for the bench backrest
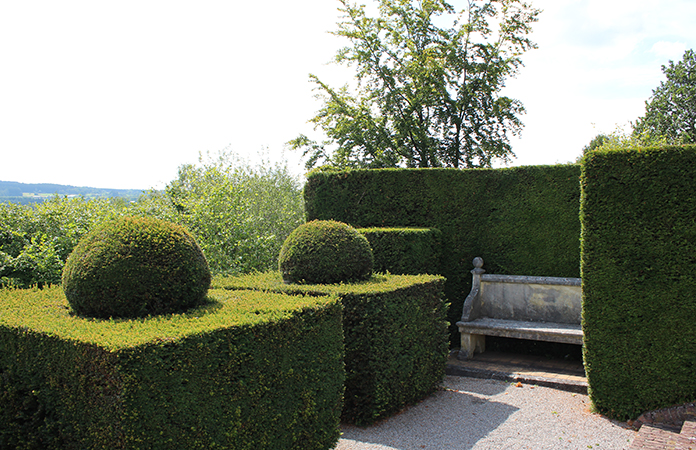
[461,257,582,325]
[479,274,581,324]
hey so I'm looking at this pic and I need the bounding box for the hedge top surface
[62,216,211,319]
[357,227,437,233]
[279,220,374,284]
[213,271,445,296]
[0,286,338,350]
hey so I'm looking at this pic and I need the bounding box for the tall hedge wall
[581,145,696,420]
[358,227,441,275]
[304,166,582,342]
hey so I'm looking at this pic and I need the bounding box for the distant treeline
[0,180,145,205]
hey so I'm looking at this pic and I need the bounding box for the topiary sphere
[279,220,373,284]
[62,216,211,319]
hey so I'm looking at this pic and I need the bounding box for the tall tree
[633,49,696,144]
[289,0,540,169]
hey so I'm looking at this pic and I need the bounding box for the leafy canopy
[0,151,304,287]
[579,126,671,161]
[633,49,696,145]
[290,0,540,170]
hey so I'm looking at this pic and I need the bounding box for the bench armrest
[460,257,485,322]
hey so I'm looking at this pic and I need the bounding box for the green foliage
[580,126,670,160]
[358,227,442,275]
[633,49,696,144]
[216,271,448,426]
[290,0,540,170]
[0,151,305,286]
[0,286,344,449]
[580,134,609,159]
[279,220,373,284]
[0,197,134,288]
[304,166,582,344]
[165,150,305,275]
[580,145,696,420]
[62,216,211,319]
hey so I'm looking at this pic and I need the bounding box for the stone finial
[473,257,484,269]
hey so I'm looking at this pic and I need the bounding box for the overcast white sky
[1,0,695,190]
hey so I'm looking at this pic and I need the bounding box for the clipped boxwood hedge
[0,286,344,450]
[581,145,696,420]
[215,272,448,426]
[62,216,211,319]
[279,220,373,284]
[304,166,581,344]
[357,227,441,275]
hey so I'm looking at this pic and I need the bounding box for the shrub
[0,197,134,288]
[62,216,211,318]
[279,220,374,284]
[304,166,582,345]
[165,150,305,275]
[0,151,305,286]
[581,145,696,420]
[0,286,344,449]
[358,227,442,275]
[215,271,448,426]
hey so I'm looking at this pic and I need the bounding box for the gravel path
[334,375,636,450]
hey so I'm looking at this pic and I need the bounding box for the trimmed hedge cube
[0,286,344,449]
[215,272,449,426]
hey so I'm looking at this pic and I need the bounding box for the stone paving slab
[446,350,588,394]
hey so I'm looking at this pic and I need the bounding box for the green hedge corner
[0,286,344,450]
[581,145,696,420]
[215,271,449,426]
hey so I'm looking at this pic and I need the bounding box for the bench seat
[456,318,583,345]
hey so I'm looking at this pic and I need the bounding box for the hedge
[304,166,581,344]
[581,145,696,420]
[0,286,344,449]
[215,272,448,426]
[357,227,441,275]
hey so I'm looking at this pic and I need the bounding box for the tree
[290,0,540,170]
[164,150,305,275]
[582,134,609,155]
[633,49,696,144]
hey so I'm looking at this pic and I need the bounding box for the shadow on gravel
[336,383,518,450]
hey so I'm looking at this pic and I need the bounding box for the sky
[1,0,695,190]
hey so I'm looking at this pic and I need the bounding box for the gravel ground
[334,376,636,450]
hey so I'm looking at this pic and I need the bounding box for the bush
[304,166,582,345]
[0,197,134,288]
[0,151,305,286]
[279,220,373,284]
[358,227,442,275]
[165,150,305,275]
[216,271,448,426]
[62,216,211,318]
[0,286,344,449]
[581,145,696,420]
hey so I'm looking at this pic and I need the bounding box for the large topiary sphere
[62,216,211,319]
[279,220,373,284]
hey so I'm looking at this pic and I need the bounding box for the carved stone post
[458,257,486,360]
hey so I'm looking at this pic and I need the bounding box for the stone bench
[456,257,583,360]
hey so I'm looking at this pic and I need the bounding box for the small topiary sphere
[62,216,211,319]
[279,220,373,284]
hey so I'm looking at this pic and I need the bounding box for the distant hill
[0,180,146,205]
